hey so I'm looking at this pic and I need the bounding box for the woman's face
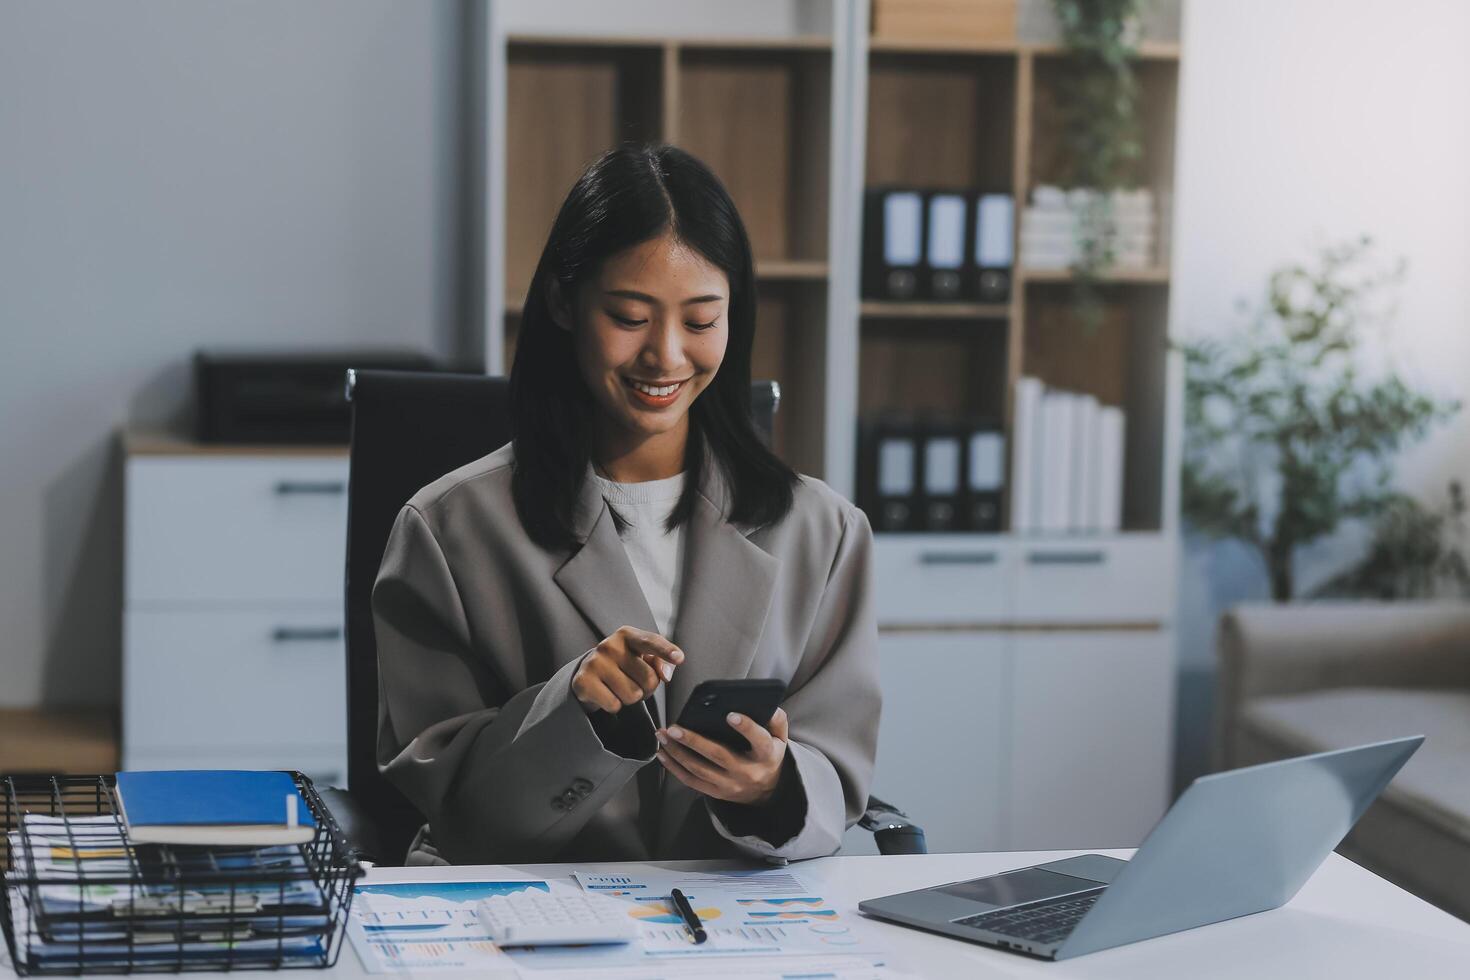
[557,231,730,468]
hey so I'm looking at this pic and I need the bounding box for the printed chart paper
[574,866,887,959]
[348,879,545,974]
[511,953,906,979]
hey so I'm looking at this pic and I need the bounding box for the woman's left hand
[656,709,790,806]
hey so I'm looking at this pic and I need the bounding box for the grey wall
[0,0,477,707]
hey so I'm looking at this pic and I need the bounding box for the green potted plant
[1050,0,1145,328]
[1180,237,1459,601]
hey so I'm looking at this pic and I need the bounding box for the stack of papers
[1020,185,1156,270]
[5,814,330,969]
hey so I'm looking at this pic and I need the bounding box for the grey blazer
[372,441,881,866]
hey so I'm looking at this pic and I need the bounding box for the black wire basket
[1,774,363,975]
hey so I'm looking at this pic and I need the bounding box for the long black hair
[509,144,798,552]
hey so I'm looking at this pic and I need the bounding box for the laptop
[859,736,1423,960]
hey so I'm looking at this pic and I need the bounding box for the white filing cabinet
[122,435,349,785]
[842,533,1178,856]
[865,632,1011,854]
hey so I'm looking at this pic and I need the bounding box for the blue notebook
[115,770,316,846]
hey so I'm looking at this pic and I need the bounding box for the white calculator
[475,890,639,947]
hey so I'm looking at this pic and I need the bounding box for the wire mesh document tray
[1,773,363,975]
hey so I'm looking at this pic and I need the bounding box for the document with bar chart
[348,879,547,973]
[573,866,888,959]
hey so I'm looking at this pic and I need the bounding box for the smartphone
[675,679,787,752]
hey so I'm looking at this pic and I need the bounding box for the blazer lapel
[661,450,782,846]
[551,467,659,674]
[665,493,781,723]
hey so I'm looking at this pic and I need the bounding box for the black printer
[194,349,439,444]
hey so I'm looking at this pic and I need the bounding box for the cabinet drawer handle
[271,626,342,643]
[273,480,345,496]
[1027,550,1107,566]
[919,551,998,566]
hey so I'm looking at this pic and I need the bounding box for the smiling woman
[550,232,731,480]
[370,145,882,868]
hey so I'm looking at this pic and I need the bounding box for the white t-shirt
[589,468,688,726]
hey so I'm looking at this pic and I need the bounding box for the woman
[372,144,881,867]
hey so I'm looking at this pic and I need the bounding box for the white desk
[7,851,1469,977]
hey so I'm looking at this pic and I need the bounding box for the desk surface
[7,850,1469,977]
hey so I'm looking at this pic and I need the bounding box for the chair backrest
[343,369,780,864]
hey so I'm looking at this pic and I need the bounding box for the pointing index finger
[627,630,685,667]
[640,652,675,683]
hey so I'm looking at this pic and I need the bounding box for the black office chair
[323,369,925,865]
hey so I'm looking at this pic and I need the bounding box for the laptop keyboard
[954,889,1104,946]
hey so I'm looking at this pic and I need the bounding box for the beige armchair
[1216,602,1470,921]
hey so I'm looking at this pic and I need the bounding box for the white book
[1019,245,1076,269]
[1110,188,1156,214]
[1019,249,1076,267]
[1031,185,1068,208]
[1095,406,1127,532]
[1011,377,1045,532]
[1018,229,1078,249]
[1071,394,1099,531]
[1040,391,1075,533]
[1019,237,1076,254]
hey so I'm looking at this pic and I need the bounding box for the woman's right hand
[572,625,684,713]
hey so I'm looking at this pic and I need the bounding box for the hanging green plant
[1050,0,1145,330]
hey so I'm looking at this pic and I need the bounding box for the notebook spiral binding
[1,773,363,975]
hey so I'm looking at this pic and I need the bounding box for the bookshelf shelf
[867,37,1181,61]
[677,35,834,52]
[757,259,829,280]
[859,301,1011,320]
[869,36,1020,56]
[507,34,834,52]
[1028,40,1181,60]
[1019,266,1172,284]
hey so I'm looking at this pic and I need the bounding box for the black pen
[670,887,707,945]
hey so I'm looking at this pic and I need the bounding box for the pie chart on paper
[629,900,722,924]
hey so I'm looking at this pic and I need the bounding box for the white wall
[0,1,475,707]
[1171,0,1470,784]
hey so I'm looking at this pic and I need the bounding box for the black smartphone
[675,679,787,752]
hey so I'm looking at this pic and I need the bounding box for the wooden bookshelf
[500,34,835,475]
[503,40,664,307]
[675,45,831,265]
[488,22,1181,534]
[857,40,1180,535]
